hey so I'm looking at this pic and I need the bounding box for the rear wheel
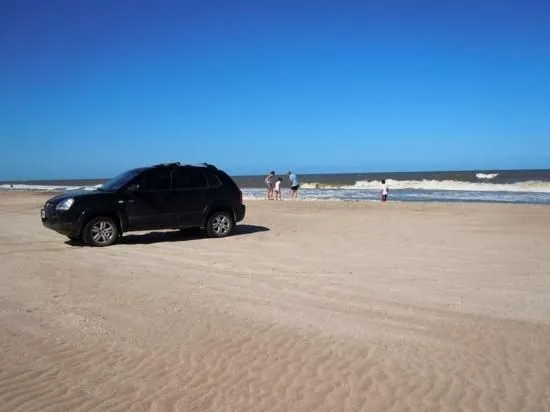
[206,212,234,238]
[83,217,119,247]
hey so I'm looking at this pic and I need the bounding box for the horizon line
[1,167,549,183]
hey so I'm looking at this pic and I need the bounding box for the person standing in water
[288,171,300,199]
[381,179,389,202]
[274,177,283,200]
[265,171,275,200]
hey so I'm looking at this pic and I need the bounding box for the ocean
[2,169,550,205]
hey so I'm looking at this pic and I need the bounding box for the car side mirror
[127,183,140,192]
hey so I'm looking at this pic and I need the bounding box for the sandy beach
[0,192,549,411]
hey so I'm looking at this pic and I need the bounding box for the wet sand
[1,192,549,411]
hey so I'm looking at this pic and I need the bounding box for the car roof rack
[198,162,218,169]
[151,162,218,170]
[152,162,181,168]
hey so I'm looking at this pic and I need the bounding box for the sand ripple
[1,194,549,411]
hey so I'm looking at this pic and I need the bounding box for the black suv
[41,162,246,246]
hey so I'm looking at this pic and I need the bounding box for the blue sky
[1,0,549,179]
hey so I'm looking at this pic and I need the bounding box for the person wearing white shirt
[381,179,389,202]
[274,178,282,200]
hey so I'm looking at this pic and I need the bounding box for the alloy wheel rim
[212,215,230,234]
[91,220,115,244]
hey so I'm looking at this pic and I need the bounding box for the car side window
[205,171,223,188]
[173,168,208,189]
[134,169,172,191]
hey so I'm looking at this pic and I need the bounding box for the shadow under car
[65,224,269,246]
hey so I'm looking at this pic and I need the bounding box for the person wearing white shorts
[274,178,282,200]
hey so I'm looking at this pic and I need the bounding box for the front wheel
[83,217,119,247]
[206,212,234,238]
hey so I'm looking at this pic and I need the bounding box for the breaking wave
[300,179,550,193]
[476,173,499,180]
[0,184,102,191]
[3,181,550,204]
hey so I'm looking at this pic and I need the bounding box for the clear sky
[1,0,549,179]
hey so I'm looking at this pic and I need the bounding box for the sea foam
[475,173,499,180]
[300,179,550,193]
[3,181,550,204]
[0,184,102,192]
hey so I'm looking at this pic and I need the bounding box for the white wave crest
[476,173,499,180]
[301,179,550,193]
[3,184,550,204]
[0,184,102,191]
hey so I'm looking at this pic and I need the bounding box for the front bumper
[41,205,83,238]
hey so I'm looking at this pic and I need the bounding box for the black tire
[206,211,234,238]
[83,216,119,247]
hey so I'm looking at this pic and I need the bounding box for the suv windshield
[99,168,145,192]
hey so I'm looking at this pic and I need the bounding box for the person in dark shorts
[288,171,300,199]
[381,179,389,202]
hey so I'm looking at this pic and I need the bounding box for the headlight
[56,198,74,211]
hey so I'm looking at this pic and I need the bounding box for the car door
[171,167,210,228]
[124,168,178,230]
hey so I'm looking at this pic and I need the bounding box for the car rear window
[205,171,223,188]
[215,170,239,189]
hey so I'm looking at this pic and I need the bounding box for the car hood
[45,189,109,204]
